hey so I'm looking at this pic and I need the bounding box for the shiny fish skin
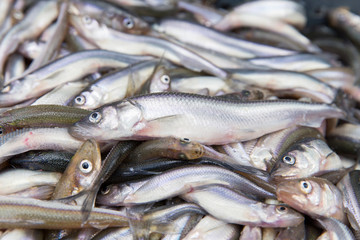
[0,195,129,229]
[317,218,356,240]
[70,92,345,145]
[182,185,304,228]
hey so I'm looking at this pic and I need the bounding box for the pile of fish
[2,0,360,239]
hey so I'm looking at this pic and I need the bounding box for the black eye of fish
[0,127,3,135]
[300,180,312,194]
[160,75,170,84]
[74,95,85,105]
[89,112,101,123]
[80,159,93,173]
[101,186,111,195]
[123,17,134,29]
[180,137,191,144]
[242,90,251,97]
[82,15,92,25]
[282,155,295,165]
[276,205,288,213]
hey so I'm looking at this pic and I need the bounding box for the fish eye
[300,180,312,194]
[89,112,101,123]
[160,75,170,84]
[82,15,92,25]
[241,90,251,97]
[0,126,3,136]
[101,186,111,195]
[79,159,92,173]
[276,205,288,213]
[178,153,187,159]
[74,95,85,105]
[180,137,191,144]
[282,155,295,165]
[123,17,134,29]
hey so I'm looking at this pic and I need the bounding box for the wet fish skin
[182,185,304,228]
[276,177,345,222]
[69,92,345,145]
[317,218,355,240]
[0,195,129,229]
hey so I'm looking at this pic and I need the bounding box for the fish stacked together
[0,0,360,239]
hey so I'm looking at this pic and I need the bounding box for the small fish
[70,92,346,145]
[276,177,345,222]
[0,195,129,229]
[182,185,304,228]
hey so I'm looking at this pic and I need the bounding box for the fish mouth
[68,122,94,140]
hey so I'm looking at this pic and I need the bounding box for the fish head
[110,14,149,35]
[71,87,102,110]
[96,182,139,206]
[149,66,171,93]
[70,101,142,141]
[276,178,326,216]
[169,137,204,160]
[263,204,304,227]
[271,139,342,180]
[53,139,101,198]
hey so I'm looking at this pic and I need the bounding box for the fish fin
[80,186,100,224]
[125,70,136,98]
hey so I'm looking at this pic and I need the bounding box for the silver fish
[69,92,345,145]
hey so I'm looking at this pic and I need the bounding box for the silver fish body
[70,92,345,145]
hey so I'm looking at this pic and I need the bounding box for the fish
[69,92,346,145]
[0,1,59,82]
[0,169,60,195]
[276,177,345,222]
[120,165,275,205]
[182,185,304,228]
[69,14,229,79]
[0,50,153,107]
[153,19,296,59]
[9,150,72,172]
[0,105,90,136]
[183,215,240,240]
[0,195,129,229]
[71,59,160,109]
